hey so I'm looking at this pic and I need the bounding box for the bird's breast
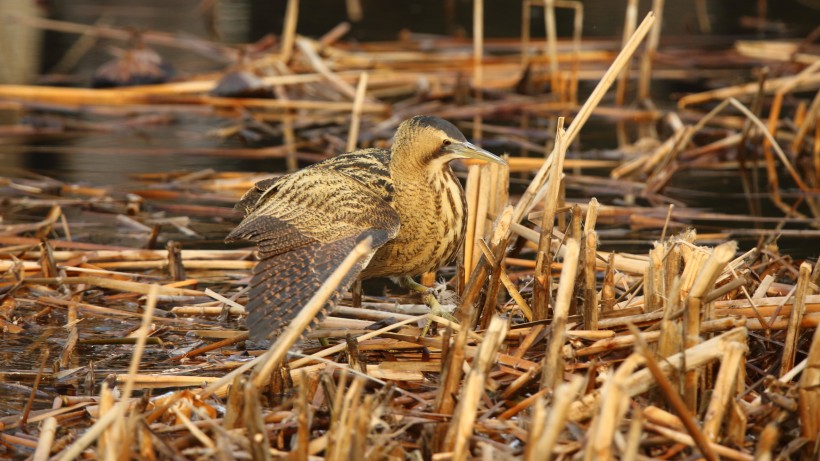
[362,165,466,278]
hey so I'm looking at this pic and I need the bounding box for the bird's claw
[420,287,458,337]
[398,276,458,336]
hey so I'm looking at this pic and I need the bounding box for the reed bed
[1,2,819,460]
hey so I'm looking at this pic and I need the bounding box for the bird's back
[233,148,395,221]
[319,148,396,204]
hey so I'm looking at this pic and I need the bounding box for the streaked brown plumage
[226,116,504,341]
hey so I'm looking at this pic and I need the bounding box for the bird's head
[392,116,505,170]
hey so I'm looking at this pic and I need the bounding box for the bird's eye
[442,139,451,147]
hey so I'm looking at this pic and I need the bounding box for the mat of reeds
[1,2,820,460]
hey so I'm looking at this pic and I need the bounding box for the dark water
[10,0,818,184]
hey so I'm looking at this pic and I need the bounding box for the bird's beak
[445,141,506,165]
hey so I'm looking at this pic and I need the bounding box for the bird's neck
[391,156,465,237]
[390,156,454,190]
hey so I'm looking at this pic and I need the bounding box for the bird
[226,115,505,341]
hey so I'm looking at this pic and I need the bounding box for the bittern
[227,116,504,341]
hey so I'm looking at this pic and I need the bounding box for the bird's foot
[398,276,458,336]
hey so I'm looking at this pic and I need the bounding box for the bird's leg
[398,275,432,295]
[351,279,363,307]
[398,276,457,336]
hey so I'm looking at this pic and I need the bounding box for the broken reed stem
[538,116,566,254]
[799,306,820,446]
[463,164,481,281]
[623,408,644,461]
[583,197,600,234]
[20,349,49,428]
[294,371,310,461]
[501,270,533,320]
[445,316,508,459]
[657,275,683,359]
[684,241,737,410]
[693,0,711,32]
[22,276,204,296]
[738,68,768,217]
[171,331,249,362]
[478,209,513,328]
[280,0,300,62]
[643,424,752,461]
[791,88,820,153]
[289,314,426,369]
[544,0,559,92]
[615,0,639,146]
[345,0,363,22]
[346,72,369,153]
[318,21,350,47]
[588,353,641,461]
[525,397,548,459]
[283,111,298,172]
[520,0,531,68]
[172,405,214,449]
[628,324,720,461]
[0,84,388,112]
[113,374,219,386]
[327,376,364,461]
[525,375,584,461]
[542,237,580,389]
[473,166,491,278]
[583,231,598,330]
[473,0,483,142]
[295,37,361,101]
[509,222,650,274]
[646,245,664,312]
[583,198,600,330]
[555,0,583,103]
[97,382,115,459]
[815,118,820,193]
[678,71,820,108]
[122,284,159,401]
[9,14,234,60]
[59,288,80,368]
[533,118,566,319]
[54,406,125,461]
[490,155,509,218]
[434,219,515,448]
[780,262,812,377]
[32,417,57,461]
[13,248,253,263]
[702,342,747,441]
[754,422,780,460]
[637,0,664,102]
[685,241,737,384]
[241,379,271,461]
[251,237,373,388]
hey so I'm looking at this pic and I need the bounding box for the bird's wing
[232,175,286,216]
[226,171,400,341]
